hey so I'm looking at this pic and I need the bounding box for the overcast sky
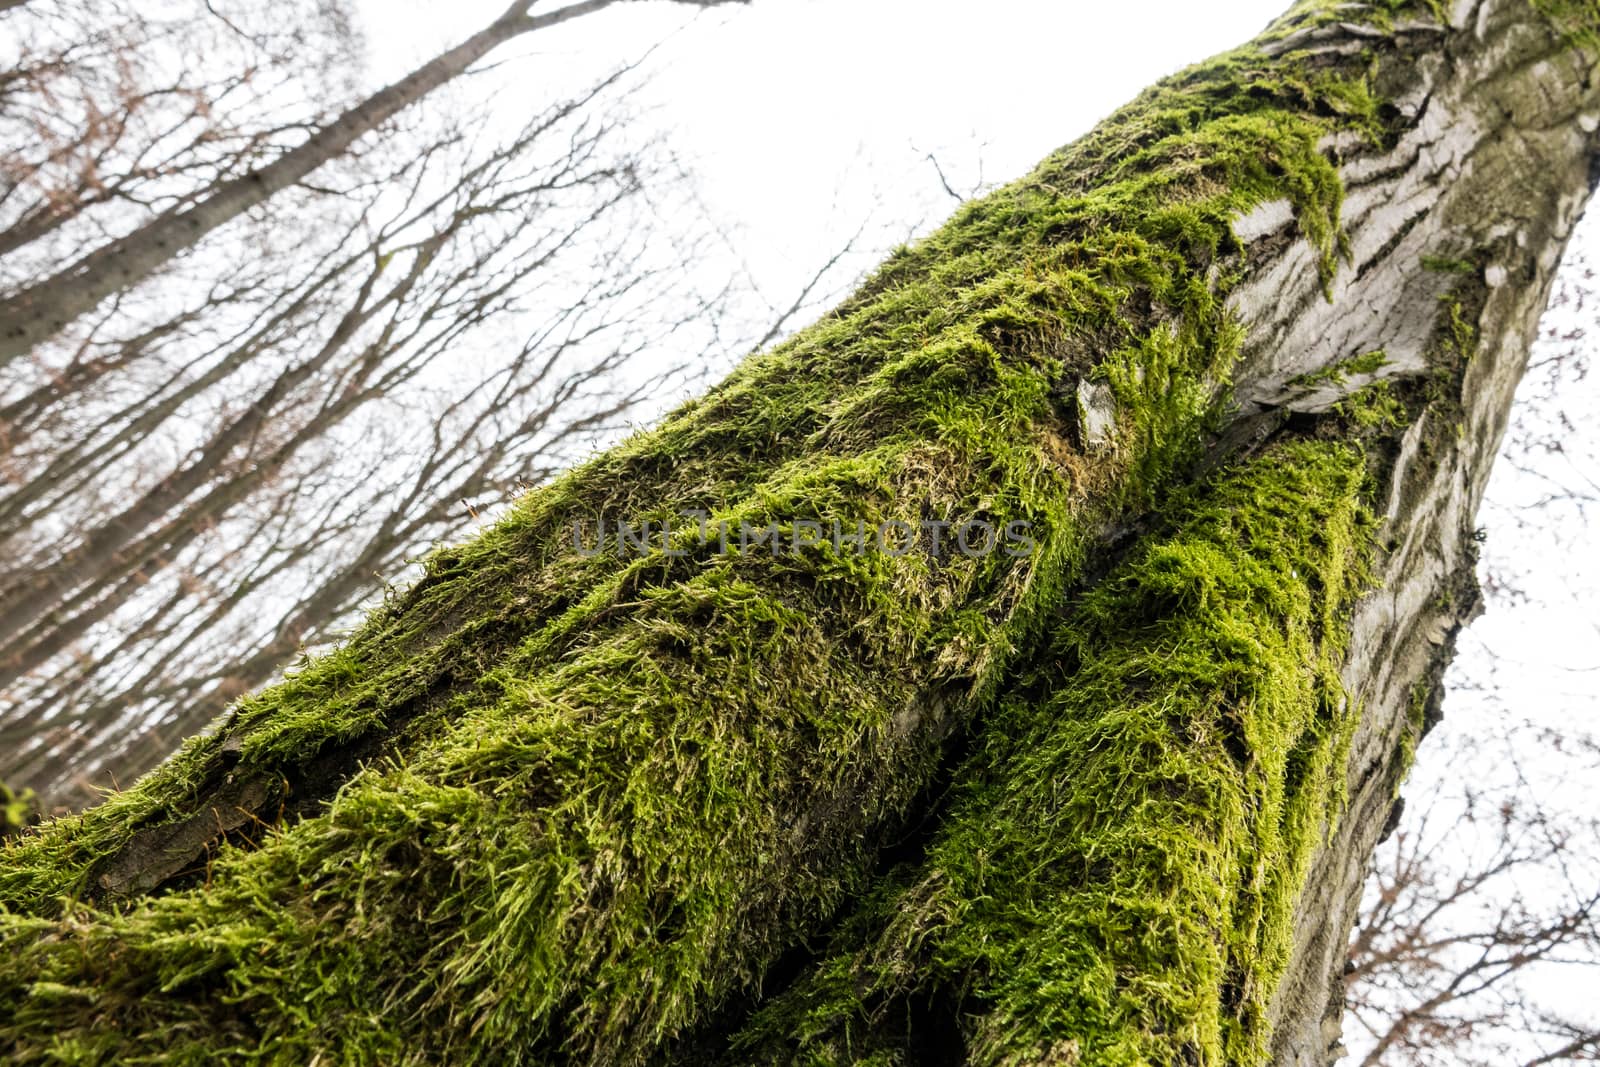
[355,0,1297,305]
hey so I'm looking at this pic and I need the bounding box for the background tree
[1346,721,1600,1065]
[1,1,1597,1064]
[0,0,746,367]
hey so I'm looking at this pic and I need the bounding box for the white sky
[355,0,1294,307]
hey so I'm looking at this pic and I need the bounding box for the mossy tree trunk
[1,2,1596,1064]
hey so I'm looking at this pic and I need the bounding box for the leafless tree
[0,0,360,287]
[1347,709,1600,1065]
[0,0,744,368]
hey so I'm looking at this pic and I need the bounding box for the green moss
[1333,379,1409,431]
[1533,0,1600,49]
[1418,0,1453,24]
[0,8,1409,1066]
[1288,348,1388,390]
[1280,0,1452,36]
[1420,254,1477,275]
[727,441,1377,1067]
[1,780,35,840]
[1443,294,1478,364]
[1395,681,1431,787]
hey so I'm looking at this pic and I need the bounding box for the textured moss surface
[0,1,1560,1064]
[1533,0,1600,47]
[0,780,35,841]
[721,441,1377,1067]
[0,28,1366,917]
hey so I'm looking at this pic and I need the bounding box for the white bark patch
[1318,129,1369,155]
[1076,380,1118,452]
[1231,92,1484,407]
[1233,198,1295,243]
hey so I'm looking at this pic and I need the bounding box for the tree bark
[0,2,1595,1064]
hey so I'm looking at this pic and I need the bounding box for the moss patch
[1,780,36,841]
[1289,348,1389,390]
[726,441,1377,1067]
[1533,0,1600,49]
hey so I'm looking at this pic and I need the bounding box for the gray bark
[1222,4,1600,1063]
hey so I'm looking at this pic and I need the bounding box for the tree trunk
[0,2,1594,1064]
